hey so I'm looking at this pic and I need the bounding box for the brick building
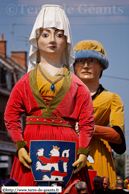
[0,34,27,182]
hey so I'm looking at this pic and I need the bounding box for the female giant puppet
[4,5,94,194]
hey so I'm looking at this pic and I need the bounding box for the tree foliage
[114,154,125,178]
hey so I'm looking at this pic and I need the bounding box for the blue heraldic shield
[30,140,76,190]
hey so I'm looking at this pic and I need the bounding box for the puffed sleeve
[4,80,25,144]
[77,87,95,156]
[109,93,126,154]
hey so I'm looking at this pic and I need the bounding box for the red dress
[4,65,94,193]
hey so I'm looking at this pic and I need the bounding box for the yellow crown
[53,145,60,150]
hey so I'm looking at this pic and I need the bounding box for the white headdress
[28,4,75,72]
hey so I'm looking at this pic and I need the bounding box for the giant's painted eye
[42,34,48,37]
[89,58,95,63]
[77,59,85,63]
[57,34,63,37]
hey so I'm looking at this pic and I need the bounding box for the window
[0,112,6,131]
[0,67,7,89]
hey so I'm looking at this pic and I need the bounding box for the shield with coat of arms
[30,140,76,191]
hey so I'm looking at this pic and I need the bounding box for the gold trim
[77,147,90,156]
[15,141,27,150]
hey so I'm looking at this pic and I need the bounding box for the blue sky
[0,0,129,149]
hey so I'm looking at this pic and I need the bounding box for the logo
[30,140,76,190]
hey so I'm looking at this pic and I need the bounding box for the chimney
[0,34,6,58]
[11,51,27,68]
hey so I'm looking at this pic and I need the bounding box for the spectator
[92,176,103,194]
[102,177,113,194]
[75,181,88,194]
[64,180,88,194]
[0,178,18,194]
[113,178,128,194]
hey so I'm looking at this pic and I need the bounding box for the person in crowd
[4,5,94,194]
[74,40,126,189]
[64,180,88,194]
[0,178,18,194]
[102,177,113,194]
[92,176,103,194]
[113,178,128,194]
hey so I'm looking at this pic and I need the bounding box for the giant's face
[74,58,103,82]
[37,27,66,57]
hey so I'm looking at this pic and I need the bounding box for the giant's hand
[72,154,87,174]
[18,148,32,169]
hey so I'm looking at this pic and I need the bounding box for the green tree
[114,154,125,178]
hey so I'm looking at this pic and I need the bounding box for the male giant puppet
[74,40,126,190]
[4,5,94,194]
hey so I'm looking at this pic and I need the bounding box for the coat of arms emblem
[30,140,76,191]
